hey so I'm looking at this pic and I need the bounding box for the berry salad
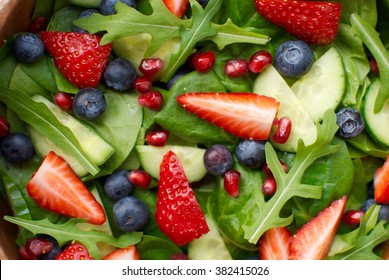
[0,0,389,260]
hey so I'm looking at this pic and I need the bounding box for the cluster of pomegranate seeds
[128,169,152,189]
[223,169,241,197]
[19,237,54,260]
[224,59,249,77]
[272,116,292,144]
[145,129,169,146]
[28,16,49,34]
[342,209,365,228]
[54,92,73,112]
[0,115,10,137]
[192,51,216,73]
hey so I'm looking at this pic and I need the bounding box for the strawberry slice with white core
[177,92,279,140]
[27,151,106,225]
[259,227,292,260]
[289,196,347,260]
[374,157,389,204]
[102,245,140,260]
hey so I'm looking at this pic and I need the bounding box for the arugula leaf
[74,0,269,82]
[243,110,340,244]
[3,216,143,259]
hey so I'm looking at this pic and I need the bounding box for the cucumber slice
[32,95,114,168]
[291,47,345,122]
[363,79,389,147]
[253,65,317,152]
[136,145,207,183]
[68,0,101,8]
[188,215,232,260]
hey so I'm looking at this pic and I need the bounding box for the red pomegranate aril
[128,169,152,189]
[28,16,49,33]
[370,58,379,76]
[342,210,365,227]
[262,177,277,196]
[54,92,73,112]
[25,237,54,257]
[262,161,288,177]
[224,169,240,197]
[139,58,164,76]
[0,115,10,138]
[272,116,292,144]
[19,246,36,260]
[170,252,189,260]
[248,50,272,73]
[193,51,216,73]
[133,75,153,94]
[224,59,249,77]
[146,129,169,146]
[138,90,163,111]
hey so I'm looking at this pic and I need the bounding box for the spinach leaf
[347,132,389,158]
[0,56,17,88]
[47,5,83,32]
[137,235,182,260]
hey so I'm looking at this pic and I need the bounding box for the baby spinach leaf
[347,132,389,158]
[9,65,51,98]
[242,110,340,244]
[137,235,182,260]
[4,216,143,259]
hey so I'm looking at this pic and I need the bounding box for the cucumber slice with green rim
[188,215,232,260]
[291,47,345,123]
[252,65,317,152]
[136,145,207,183]
[363,78,389,147]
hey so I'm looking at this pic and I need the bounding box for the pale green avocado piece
[69,0,101,8]
[136,145,207,183]
[291,47,345,123]
[252,65,317,152]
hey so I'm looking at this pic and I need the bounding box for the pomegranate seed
[262,161,288,177]
[133,75,153,94]
[19,246,36,260]
[272,116,292,144]
[145,129,169,146]
[138,90,163,111]
[192,51,216,73]
[28,16,49,33]
[224,59,249,77]
[370,58,379,76]
[248,50,272,73]
[262,177,277,196]
[342,210,365,227]
[128,169,152,189]
[139,58,164,76]
[25,237,54,257]
[224,169,240,197]
[54,92,73,112]
[0,115,10,138]
[171,252,189,260]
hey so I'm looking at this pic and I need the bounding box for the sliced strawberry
[102,245,140,260]
[40,31,112,88]
[374,157,389,204]
[162,0,189,18]
[177,92,279,140]
[289,196,347,260]
[56,242,94,260]
[258,227,292,260]
[255,0,342,45]
[26,151,106,225]
[156,150,209,245]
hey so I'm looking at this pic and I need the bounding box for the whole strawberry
[40,31,112,88]
[255,0,342,45]
[156,151,209,246]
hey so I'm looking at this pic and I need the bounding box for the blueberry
[13,33,44,63]
[103,58,138,91]
[100,0,137,15]
[166,67,190,90]
[360,198,389,222]
[113,196,149,232]
[0,132,34,163]
[73,9,99,33]
[203,144,233,176]
[275,40,314,78]
[235,139,266,169]
[104,170,134,200]
[197,0,210,8]
[73,88,107,120]
[336,108,365,139]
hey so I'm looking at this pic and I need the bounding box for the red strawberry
[162,0,189,18]
[254,0,342,45]
[289,196,347,260]
[177,92,279,140]
[102,245,140,260]
[156,150,209,245]
[26,151,106,225]
[258,227,292,260]
[56,242,94,260]
[374,157,389,204]
[40,31,112,88]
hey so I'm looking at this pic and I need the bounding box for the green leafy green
[4,216,143,259]
[137,235,182,260]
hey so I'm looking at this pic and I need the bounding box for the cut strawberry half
[40,31,112,88]
[259,227,292,260]
[155,150,209,245]
[56,242,94,260]
[289,196,347,260]
[374,157,389,204]
[102,245,140,260]
[26,151,106,225]
[162,0,189,18]
[177,92,279,140]
[255,0,342,45]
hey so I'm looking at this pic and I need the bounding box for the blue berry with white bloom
[73,88,106,120]
[104,170,135,200]
[100,0,137,15]
[113,196,149,232]
[103,58,138,91]
[13,33,44,63]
